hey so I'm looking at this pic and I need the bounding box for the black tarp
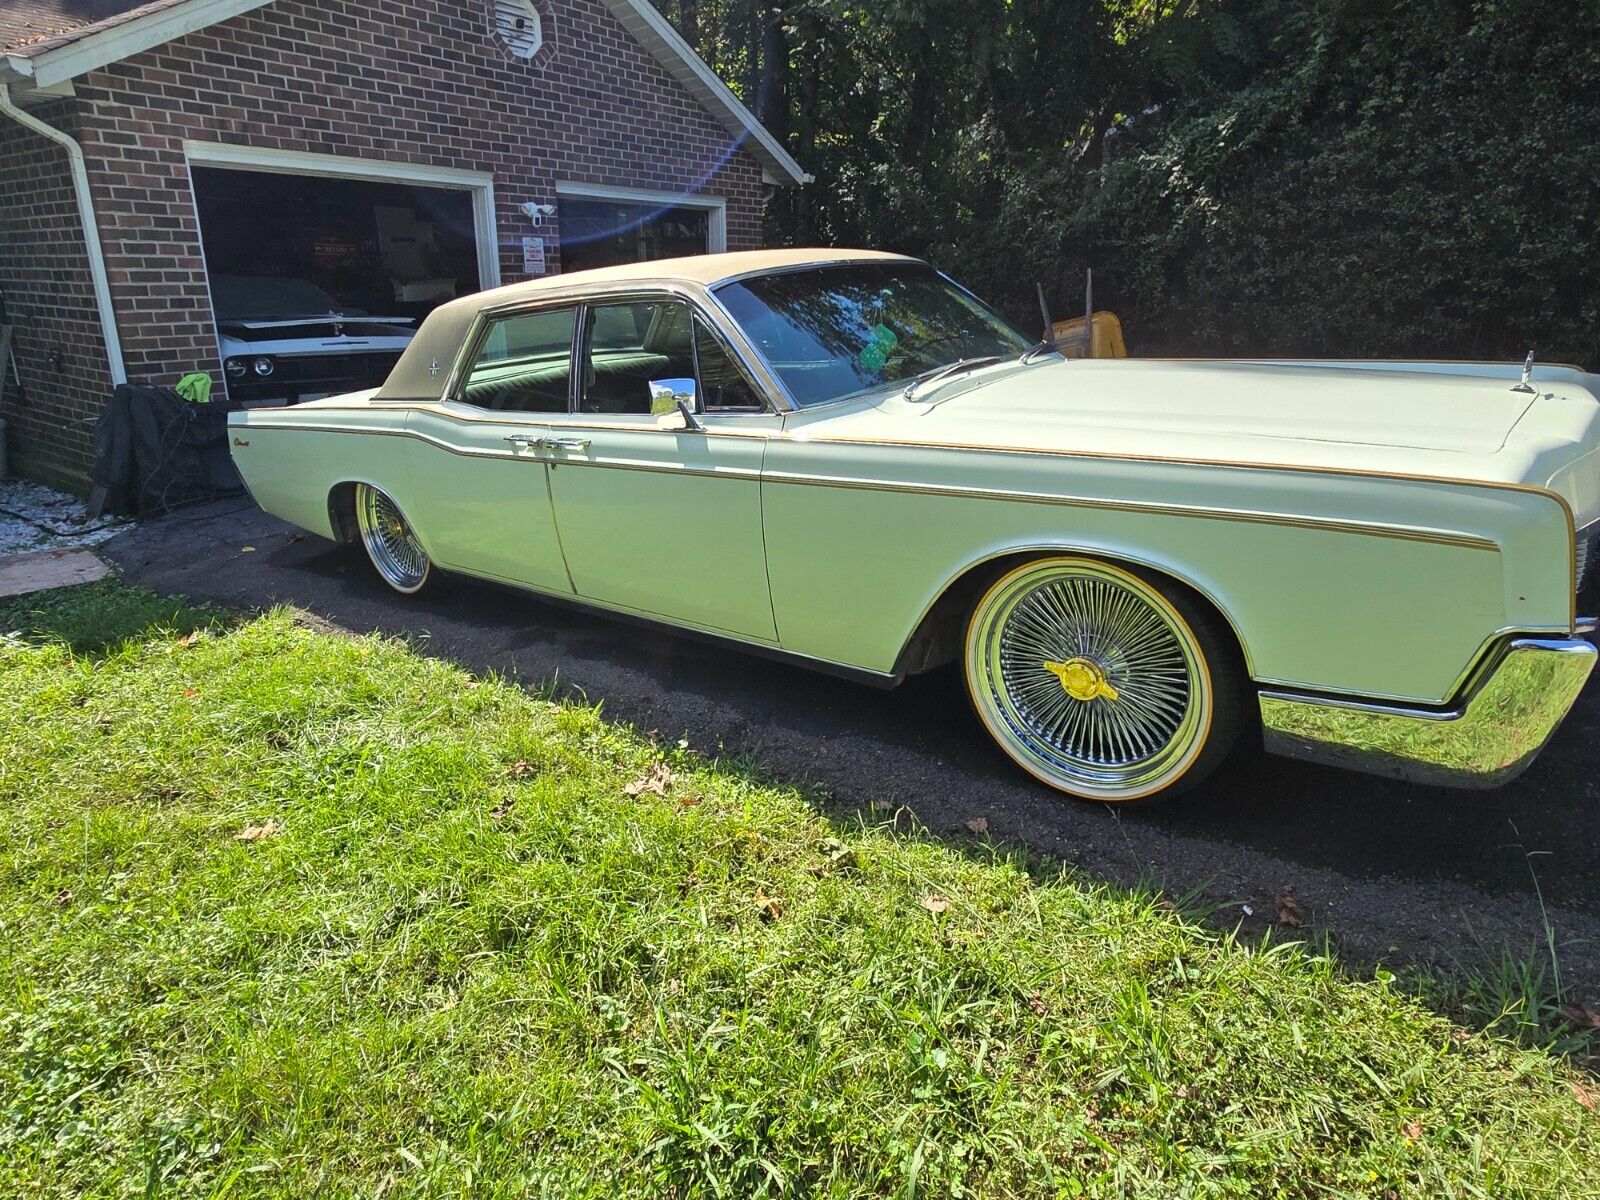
[89,385,244,517]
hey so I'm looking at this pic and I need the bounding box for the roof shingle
[1,1,188,58]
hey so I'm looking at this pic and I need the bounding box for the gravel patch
[0,479,122,557]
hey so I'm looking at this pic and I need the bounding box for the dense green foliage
[659,0,1600,363]
[3,584,1599,1195]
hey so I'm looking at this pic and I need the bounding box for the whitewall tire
[964,557,1241,803]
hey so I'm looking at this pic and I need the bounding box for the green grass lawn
[2,582,1597,1197]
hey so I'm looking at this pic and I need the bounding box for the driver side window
[580,301,696,414]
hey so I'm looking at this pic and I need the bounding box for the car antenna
[1020,284,1058,364]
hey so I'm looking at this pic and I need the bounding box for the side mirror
[649,377,697,416]
[649,377,704,432]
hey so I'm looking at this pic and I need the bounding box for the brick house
[0,0,807,489]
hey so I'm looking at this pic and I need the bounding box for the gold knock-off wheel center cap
[1044,657,1120,702]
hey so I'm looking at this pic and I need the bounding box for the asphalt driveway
[103,499,1600,995]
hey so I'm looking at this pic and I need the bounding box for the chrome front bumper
[1260,637,1596,789]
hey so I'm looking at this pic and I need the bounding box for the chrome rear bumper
[1260,637,1596,789]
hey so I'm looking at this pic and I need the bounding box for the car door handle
[503,434,542,447]
[540,437,590,452]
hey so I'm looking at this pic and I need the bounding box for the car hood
[791,356,1600,510]
[917,358,1571,453]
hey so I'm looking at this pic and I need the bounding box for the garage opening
[191,166,483,405]
[557,194,715,273]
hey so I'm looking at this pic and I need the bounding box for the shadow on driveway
[103,500,1600,993]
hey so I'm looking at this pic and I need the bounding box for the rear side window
[459,307,575,412]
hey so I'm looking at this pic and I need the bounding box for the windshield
[713,263,1031,408]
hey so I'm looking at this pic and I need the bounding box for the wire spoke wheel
[965,558,1217,802]
[355,484,432,594]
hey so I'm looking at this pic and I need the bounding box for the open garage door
[189,155,491,406]
[556,184,725,274]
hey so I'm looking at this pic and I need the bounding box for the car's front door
[400,304,577,594]
[540,298,779,641]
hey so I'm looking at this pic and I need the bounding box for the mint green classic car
[227,248,1600,804]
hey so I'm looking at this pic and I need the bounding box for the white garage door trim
[183,141,501,290]
[554,181,727,254]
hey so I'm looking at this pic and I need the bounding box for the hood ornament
[1511,349,1536,395]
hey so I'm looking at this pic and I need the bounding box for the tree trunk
[757,4,790,144]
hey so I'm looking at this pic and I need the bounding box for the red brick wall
[3,0,771,486]
[0,104,115,491]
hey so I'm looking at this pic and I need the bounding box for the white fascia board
[601,0,811,187]
[22,0,276,89]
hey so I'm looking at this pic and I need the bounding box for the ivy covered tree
[652,1,1600,366]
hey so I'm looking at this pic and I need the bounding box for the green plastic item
[176,372,213,404]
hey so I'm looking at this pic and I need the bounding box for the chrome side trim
[243,421,1501,551]
[763,469,1500,551]
[1260,636,1596,789]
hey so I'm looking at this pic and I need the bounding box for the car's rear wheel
[354,483,434,595]
[963,556,1242,804]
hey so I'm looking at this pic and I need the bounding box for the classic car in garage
[211,275,417,407]
[227,249,1600,804]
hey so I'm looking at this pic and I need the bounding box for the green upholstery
[462,355,572,412]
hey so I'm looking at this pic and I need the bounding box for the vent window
[494,0,543,59]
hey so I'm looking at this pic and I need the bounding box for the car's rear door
[539,296,779,641]
[399,304,577,594]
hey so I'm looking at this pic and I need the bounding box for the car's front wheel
[353,483,435,595]
[963,556,1242,804]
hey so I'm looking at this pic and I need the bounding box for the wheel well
[328,482,360,544]
[892,549,1251,681]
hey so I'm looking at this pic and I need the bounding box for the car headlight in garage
[252,357,275,377]
[224,358,247,378]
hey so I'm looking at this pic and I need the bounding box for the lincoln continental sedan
[228,249,1600,804]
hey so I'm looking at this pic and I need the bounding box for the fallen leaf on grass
[183,688,199,699]
[964,817,989,835]
[677,794,702,808]
[177,631,203,648]
[54,888,74,906]
[1275,889,1304,928]
[624,761,673,797]
[502,759,534,778]
[753,890,782,922]
[919,894,951,916]
[1026,994,1047,1016]
[1572,1080,1598,1112]
[1558,1003,1600,1029]
[234,820,280,842]
[1402,1120,1423,1140]
[491,797,515,820]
